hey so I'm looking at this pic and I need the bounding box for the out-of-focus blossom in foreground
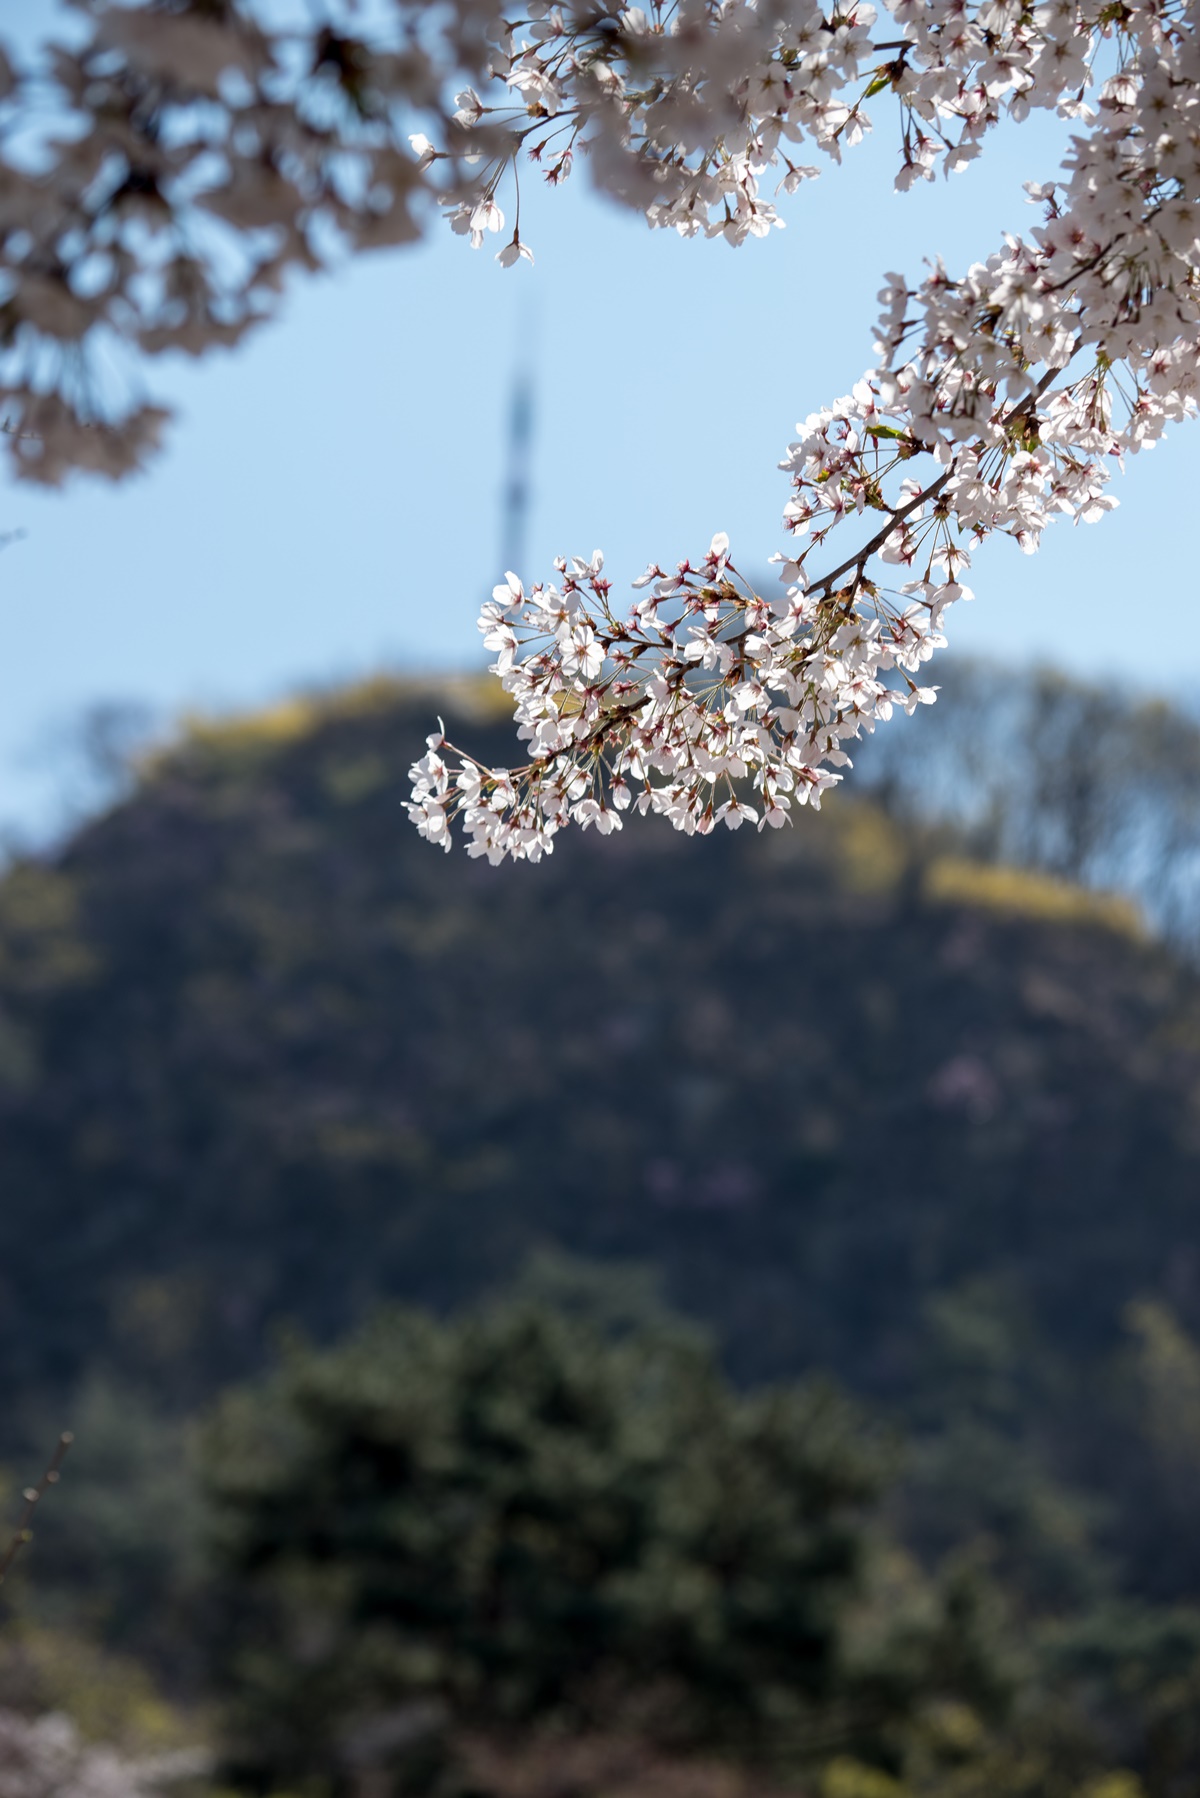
[0,1709,207,1798]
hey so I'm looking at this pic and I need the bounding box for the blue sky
[2,39,1196,838]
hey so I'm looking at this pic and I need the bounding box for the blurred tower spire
[500,323,535,582]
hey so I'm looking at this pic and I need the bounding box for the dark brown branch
[808,362,1070,599]
[809,468,952,598]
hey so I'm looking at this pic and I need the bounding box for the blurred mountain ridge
[2,668,1200,1615]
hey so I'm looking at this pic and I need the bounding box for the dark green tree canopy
[202,1292,997,1795]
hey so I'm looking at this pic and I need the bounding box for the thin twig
[0,1433,73,1588]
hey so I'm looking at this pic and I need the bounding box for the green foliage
[202,1296,906,1790]
[199,1286,1042,1798]
[194,1286,1200,1798]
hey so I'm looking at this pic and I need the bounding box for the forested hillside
[2,676,1200,1622]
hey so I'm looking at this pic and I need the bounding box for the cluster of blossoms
[436,0,1132,251]
[0,1710,206,1798]
[408,535,948,861]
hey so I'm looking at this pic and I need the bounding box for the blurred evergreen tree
[200,1292,1002,1796]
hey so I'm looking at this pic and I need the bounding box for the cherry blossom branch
[409,0,1200,862]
